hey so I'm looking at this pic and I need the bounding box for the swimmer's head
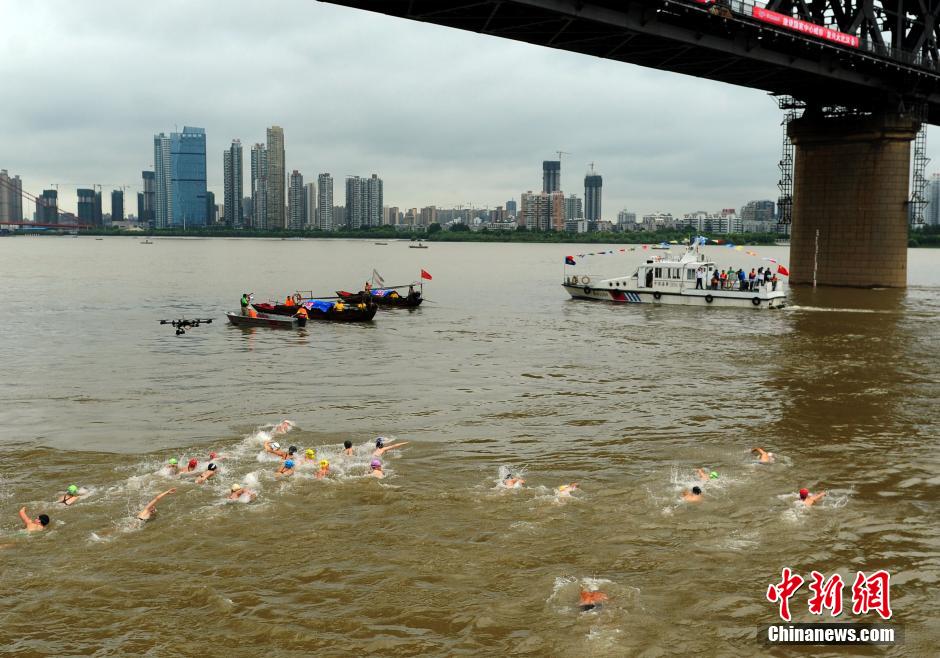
[284,460,295,469]
[344,440,352,449]
[188,458,198,468]
[320,459,329,468]
[709,471,719,479]
[305,448,315,458]
[799,488,809,500]
[207,463,217,471]
[270,441,281,451]
[38,514,50,526]
[375,437,385,448]
[168,458,178,466]
[67,485,79,495]
[209,452,217,460]
[370,459,381,469]
[231,483,243,492]
[691,486,702,495]
[288,445,297,455]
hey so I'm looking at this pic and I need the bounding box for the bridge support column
[788,113,919,287]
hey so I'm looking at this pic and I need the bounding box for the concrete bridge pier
[788,112,920,288]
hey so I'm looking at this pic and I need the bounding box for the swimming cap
[188,458,198,468]
[799,488,809,498]
[320,459,329,468]
[67,485,79,495]
[288,445,297,454]
[284,460,295,469]
[709,471,719,479]
[305,449,315,457]
[691,486,702,495]
[375,437,384,448]
[169,458,178,465]
[209,452,217,459]
[207,463,217,471]
[38,514,50,526]
[371,459,381,469]
[270,442,280,451]
[231,483,242,492]
[343,440,352,449]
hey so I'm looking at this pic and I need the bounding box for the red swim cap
[188,458,198,468]
[209,452,217,459]
[799,488,809,498]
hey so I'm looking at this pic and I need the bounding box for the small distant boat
[337,285,423,309]
[140,239,154,244]
[650,244,670,250]
[252,300,377,322]
[95,238,103,241]
[374,242,388,245]
[226,311,305,329]
[409,242,428,249]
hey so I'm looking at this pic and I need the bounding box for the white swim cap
[270,441,280,450]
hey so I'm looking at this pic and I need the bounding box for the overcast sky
[3,0,938,218]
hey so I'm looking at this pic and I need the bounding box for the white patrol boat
[562,243,786,309]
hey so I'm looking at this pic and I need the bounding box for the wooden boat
[409,242,428,249]
[252,300,377,322]
[336,286,423,308]
[226,311,305,328]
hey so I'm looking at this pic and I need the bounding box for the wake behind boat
[562,242,786,309]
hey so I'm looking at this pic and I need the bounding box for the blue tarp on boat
[304,300,335,313]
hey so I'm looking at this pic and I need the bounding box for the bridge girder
[320,0,940,123]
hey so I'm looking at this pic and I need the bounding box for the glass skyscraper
[170,126,207,227]
[153,134,171,228]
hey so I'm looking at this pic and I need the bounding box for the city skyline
[4,0,940,220]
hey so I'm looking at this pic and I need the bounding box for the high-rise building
[385,206,400,225]
[927,173,940,226]
[242,196,252,226]
[543,160,561,193]
[223,139,243,229]
[506,199,517,216]
[206,191,217,224]
[419,206,437,226]
[317,173,333,231]
[36,190,57,223]
[265,126,286,230]
[140,170,155,226]
[250,143,267,230]
[345,176,364,229]
[564,194,582,221]
[584,168,603,222]
[365,174,383,227]
[153,133,172,228]
[170,126,207,228]
[288,170,305,230]
[0,169,23,222]
[111,190,124,222]
[740,199,775,222]
[77,188,96,224]
[305,182,316,230]
[520,191,565,231]
[94,190,102,225]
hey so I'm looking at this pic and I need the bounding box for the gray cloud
[2,0,934,218]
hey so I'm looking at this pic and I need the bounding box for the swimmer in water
[136,488,176,522]
[343,440,353,456]
[179,458,201,476]
[19,507,49,532]
[166,457,179,474]
[696,468,719,482]
[556,482,579,497]
[287,445,298,458]
[372,437,410,457]
[316,459,330,479]
[752,447,775,463]
[264,440,287,459]
[798,488,827,507]
[503,474,525,488]
[682,486,703,503]
[273,420,293,435]
[579,589,608,612]
[303,448,317,463]
[195,462,218,484]
[275,459,295,478]
[58,484,82,506]
[228,483,256,501]
[369,459,384,478]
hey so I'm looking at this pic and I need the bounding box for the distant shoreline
[5,227,940,247]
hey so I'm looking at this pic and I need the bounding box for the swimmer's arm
[146,488,177,508]
[18,507,31,525]
[386,441,410,450]
[696,468,708,482]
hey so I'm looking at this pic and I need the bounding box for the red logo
[851,570,892,620]
[766,568,805,622]
[767,569,893,621]
[807,571,845,617]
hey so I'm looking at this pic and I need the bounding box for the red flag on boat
[777,264,790,276]
[420,269,433,280]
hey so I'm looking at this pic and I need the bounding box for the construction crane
[555,150,570,161]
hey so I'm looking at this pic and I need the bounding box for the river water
[1,237,938,656]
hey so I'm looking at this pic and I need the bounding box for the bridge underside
[322,0,940,122]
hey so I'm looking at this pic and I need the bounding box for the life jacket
[295,307,308,318]
[247,308,258,318]
[285,297,295,307]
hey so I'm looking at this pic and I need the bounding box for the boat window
[687,269,695,280]
[654,267,662,278]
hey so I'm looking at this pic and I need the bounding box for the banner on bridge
[752,7,859,48]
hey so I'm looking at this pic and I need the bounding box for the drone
[159,318,214,336]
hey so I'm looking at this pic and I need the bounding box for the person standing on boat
[710,270,719,290]
[284,295,295,308]
[719,269,728,289]
[737,268,747,291]
[240,293,251,315]
[748,269,757,290]
[695,267,704,290]
[771,272,779,291]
